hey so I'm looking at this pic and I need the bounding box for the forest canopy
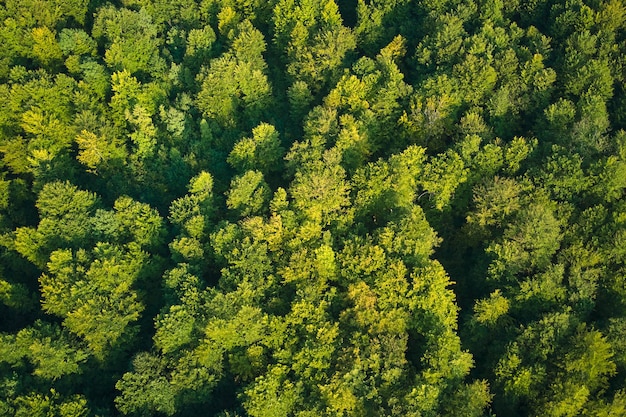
[1,0,626,416]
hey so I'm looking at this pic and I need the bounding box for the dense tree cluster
[1,0,625,415]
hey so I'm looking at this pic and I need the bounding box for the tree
[184,25,217,70]
[11,390,90,417]
[115,352,177,416]
[31,27,63,71]
[74,130,126,171]
[122,0,200,29]
[563,326,616,390]
[1,321,88,381]
[418,149,468,211]
[353,0,421,56]
[13,181,99,267]
[228,123,284,174]
[58,29,97,75]
[289,154,351,227]
[243,364,301,417]
[273,0,356,95]
[40,244,147,357]
[92,6,166,77]
[226,170,272,217]
[196,20,273,136]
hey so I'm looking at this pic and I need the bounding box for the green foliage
[474,289,510,326]
[243,365,300,417]
[196,20,273,134]
[185,25,217,68]
[228,123,284,173]
[1,321,88,381]
[115,353,177,416]
[31,27,63,70]
[226,170,272,217]
[289,156,351,226]
[75,129,126,170]
[13,181,99,267]
[112,196,165,248]
[420,148,468,210]
[93,6,165,76]
[11,390,89,417]
[273,0,356,93]
[1,1,626,416]
[564,326,616,389]
[41,244,147,357]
